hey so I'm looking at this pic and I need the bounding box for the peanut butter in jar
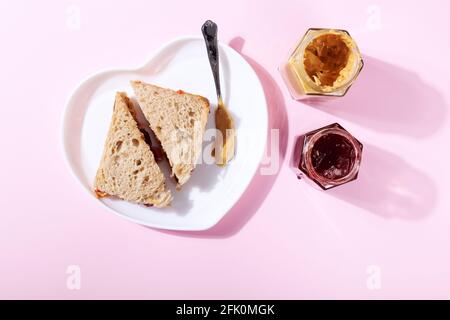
[280,28,364,100]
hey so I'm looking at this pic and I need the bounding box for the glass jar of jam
[295,123,363,190]
[280,28,364,100]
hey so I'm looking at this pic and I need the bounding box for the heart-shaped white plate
[62,36,268,231]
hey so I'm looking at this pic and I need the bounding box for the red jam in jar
[311,133,356,180]
[296,123,363,190]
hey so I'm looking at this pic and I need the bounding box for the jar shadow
[155,36,289,238]
[308,56,447,139]
[327,143,437,219]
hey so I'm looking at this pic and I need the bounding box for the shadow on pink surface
[310,56,447,138]
[328,143,437,219]
[158,36,289,238]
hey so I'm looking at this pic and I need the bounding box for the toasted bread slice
[131,81,209,186]
[94,92,172,207]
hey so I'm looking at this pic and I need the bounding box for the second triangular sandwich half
[131,81,210,186]
[94,92,172,207]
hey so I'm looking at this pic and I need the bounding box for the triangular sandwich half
[131,81,209,186]
[94,92,172,207]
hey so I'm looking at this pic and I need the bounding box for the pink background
[1,0,449,299]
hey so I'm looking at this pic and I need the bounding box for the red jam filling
[311,133,355,180]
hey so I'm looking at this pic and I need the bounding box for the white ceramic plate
[62,36,268,231]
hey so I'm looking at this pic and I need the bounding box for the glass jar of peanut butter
[280,28,364,100]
